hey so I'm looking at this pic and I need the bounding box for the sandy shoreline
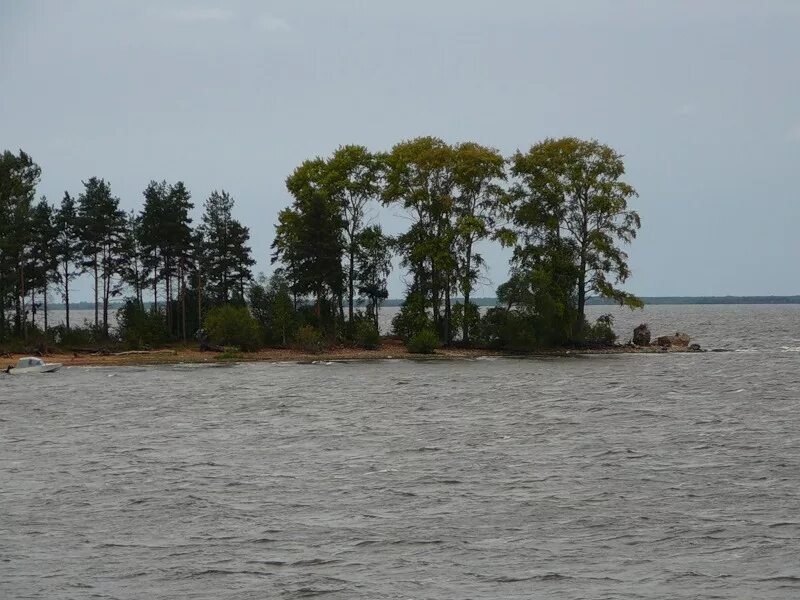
[0,339,704,368]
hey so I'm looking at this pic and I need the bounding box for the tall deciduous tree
[272,182,344,332]
[325,145,382,324]
[451,142,506,343]
[509,137,641,339]
[382,136,456,343]
[355,225,391,330]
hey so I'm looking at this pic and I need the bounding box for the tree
[54,192,84,330]
[273,161,345,334]
[355,225,391,330]
[325,145,382,324]
[118,210,147,307]
[139,180,169,311]
[28,198,58,331]
[250,272,295,346]
[451,142,506,343]
[382,136,456,343]
[77,177,125,336]
[197,190,254,304]
[0,150,41,340]
[509,137,641,339]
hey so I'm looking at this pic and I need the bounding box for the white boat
[5,357,63,374]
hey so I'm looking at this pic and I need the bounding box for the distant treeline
[587,296,800,305]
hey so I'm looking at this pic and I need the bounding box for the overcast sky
[2,0,799,300]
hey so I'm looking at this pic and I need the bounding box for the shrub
[473,307,538,351]
[450,301,480,343]
[250,274,296,346]
[407,328,439,354]
[584,314,617,346]
[204,304,261,352]
[50,323,99,348]
[293,324,323,353]
[116,300,167,350]
[355,319,381,350]
[392,292,432,342]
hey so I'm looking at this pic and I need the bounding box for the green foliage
[355,225,391,331]
[116,300,168,350]
[0,149,41,340]
[293,324,324,353]
[354,317,381,349]
[407,329,439,354]
[509,137,641,337]
[583,314,618,346]
[204,304,260,352]
[474,307,538,351]
[273,162,345,335]
[250,273,296,346]
[50,323,99,348]
[450,301,480,343]
[197,190,255,304]
[391,292,432,342]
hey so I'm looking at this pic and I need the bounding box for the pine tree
[197,190,254,305]
[77,177,125,337]
[54,192,84,331]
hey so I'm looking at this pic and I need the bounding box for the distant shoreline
[48,296,800,310]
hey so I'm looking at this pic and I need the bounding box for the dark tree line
[0,149,254,346]
[272,137,641,350]
[1,135,641,352]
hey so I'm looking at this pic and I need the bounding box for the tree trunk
[19,264,25,339]
[152,261,158,312]
[348,247,355,324]
[576,251,587,342]
[64,261,71,331]
[463,243,472,344]
[0,285,5,341]
[102,253,110,338]
[93,257,99,327]
[181,265,187,342]
[43,284,48,332]
[444,278,451,346]
[197,269,202,328]
[165,257,172,337]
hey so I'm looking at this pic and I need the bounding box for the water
[2,305,800,599]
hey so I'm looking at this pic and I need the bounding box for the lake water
[3,305,800,598]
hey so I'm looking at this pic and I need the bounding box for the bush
[407,329,439,354]
[473,307,538,351]
[355,319,381,350]
[116,301,167,350]
[293,325,323,353]
[204,304,261,352]
[50,323,100,348]
[450,301,480,343]
[392,292,432,342]
[584,314,617,346]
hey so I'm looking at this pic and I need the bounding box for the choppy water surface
[3,305,800,599]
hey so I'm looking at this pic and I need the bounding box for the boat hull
[9,363,62,374]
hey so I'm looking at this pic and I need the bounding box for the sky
[1,0,799,300]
